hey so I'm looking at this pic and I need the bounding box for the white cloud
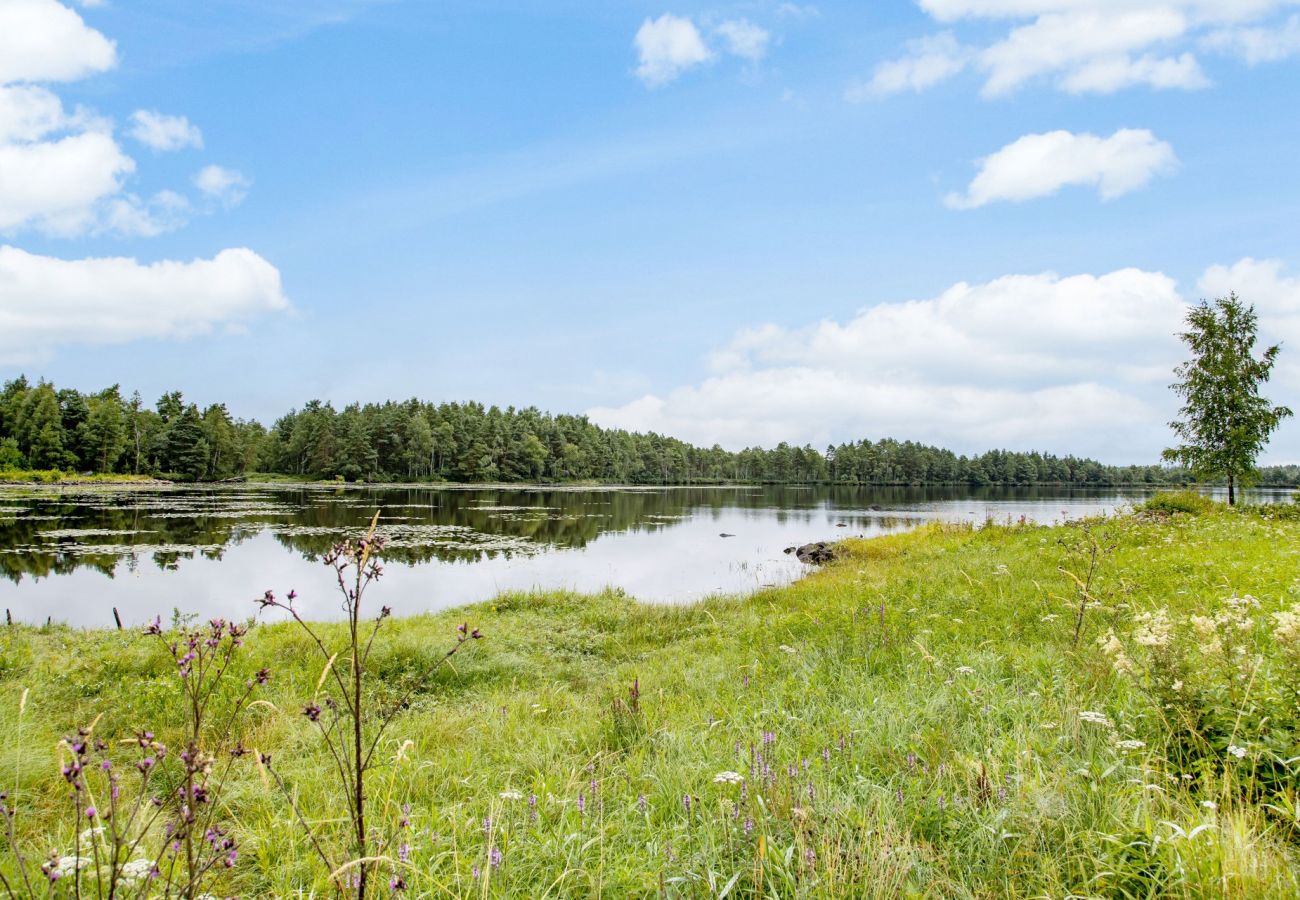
[1203,14,1300,64]
[101,190,191,238]
[634,14,714,86]
[775,3,819,20]
[0,129,135,235]
[863,1,1299,98]
[716,19,771,62]
[945,128,1177,209]
[0,245,289,364]
[0,0,116,84]
[848,32,971,99]
[589,263,1299,461]
[129,109,203,152]
[194,165,251,208]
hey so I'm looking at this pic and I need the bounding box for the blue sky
[3,0,1300,462]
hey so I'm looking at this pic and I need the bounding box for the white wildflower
[1132,608,1173,648]
[1097,630,1135,674]
[1171,680,1183,691]
[1115,739,1146,751]
[713,771,745,784]
[499,790,523,801]
[1227,744,1248,759]
[778,644,798,655]
[120,859,154,880]
[1201,800,1217,810]
[954,666,975,675]
[1079,711,1113,728]
[1271,605,1300,644]
[78,827,105,843]
[56,856,90,876]
[1041,614,1059,622]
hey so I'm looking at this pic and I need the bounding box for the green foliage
[1164,293,1293,504]
[1141,490,1216,515]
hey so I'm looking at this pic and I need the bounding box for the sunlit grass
[3,506,1299,896]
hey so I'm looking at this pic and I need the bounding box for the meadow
[2,494,1299,897]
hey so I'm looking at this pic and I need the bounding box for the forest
[1,374,1292,486]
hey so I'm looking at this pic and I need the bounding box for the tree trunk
[1228,473,1236,506]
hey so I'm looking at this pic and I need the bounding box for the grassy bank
[0,469,166,486]
[2,502,1300,896]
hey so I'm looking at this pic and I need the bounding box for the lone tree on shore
[1163,293,1292,504]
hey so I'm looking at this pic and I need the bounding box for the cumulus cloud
[589,260,1300,462]
[848,32,971,99]
[0,128,135,235]
[129,109,203,151]
[860,1,1298,98]
[634,13,782,86]
[0,246,290,364]
[634,14,714,86]
[716,19,771,62]
[0,0,116,84]
[194,165,251,208]
[945,128,1178,208]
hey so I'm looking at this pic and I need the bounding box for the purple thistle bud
[85,806,96,818]
[303,702,321,721]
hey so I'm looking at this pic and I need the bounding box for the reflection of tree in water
[0,483,1144,581]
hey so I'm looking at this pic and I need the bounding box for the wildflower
[1171,680,1184,691]
[84,806,96,819]
[743,817,753,835]
[120,858,153,880]
[1227,744,1248,759]
[954,666,975,675]
[490,847,503,869]
[1097,630,1135,674]
[1271,605,1300,644]
[1079,711,1113,728]
[778,644,798,655]
[390,875,406,891]
[1115,739,1146,751]
[303,702,321,722]
[713,771,744,785]
[398,842,410,863]
[499,790,523,801]
[637,794,647,814]
[1132,608,1173,648]
[683,794,692,813]
[1201,800,1217,809]
[577,793,585,815]
[1041,614,1059,622]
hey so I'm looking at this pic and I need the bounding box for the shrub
[1140,490,1214,516]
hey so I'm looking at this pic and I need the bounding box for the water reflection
[0,484,1271,626]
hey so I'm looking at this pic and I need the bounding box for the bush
[1140,490,1214,515]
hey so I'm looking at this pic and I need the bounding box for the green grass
[3,505,1300,897]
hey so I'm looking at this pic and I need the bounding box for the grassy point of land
[3,499,1300,896]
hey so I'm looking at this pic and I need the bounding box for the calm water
[0,483,1265,626]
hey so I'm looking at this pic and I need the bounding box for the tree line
[0,373,1275,486]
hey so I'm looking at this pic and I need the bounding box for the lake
[0,483,1271,627]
